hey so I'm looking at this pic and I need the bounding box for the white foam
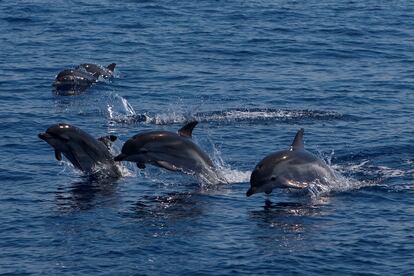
[145,112,188,125]
[116,163,136,178]
[106,93,139,124]
[207,110,294,121]
[219,167,251,183]
[207,141,251,184]
[106,107,343,125]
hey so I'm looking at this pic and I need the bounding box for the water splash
[57,160,82,177]
[107,93,146,124]
[107,107,348,125]
[209,143,251,184]
[306,172,372,199]
[303,153,379,198]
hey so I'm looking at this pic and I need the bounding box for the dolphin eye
[271,177,276,181]
[257,164,263,169]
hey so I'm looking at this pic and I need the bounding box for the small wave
[107,107,347,125]
[196,108,344,123]
[332,160,414,179]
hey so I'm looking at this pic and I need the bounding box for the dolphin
[38,123,121,178]
[77,63,116,79]
[114,121,220,181]
[53,69,98,95]
[247,128,335,197]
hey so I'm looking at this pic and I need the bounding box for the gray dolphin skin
[53,63,116,95]
[114,121,219,180]
[247,128,335,197]
[53,69,98,94]
[77,63,116,79]
[38,123,121,178]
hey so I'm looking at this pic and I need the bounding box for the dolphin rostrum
[38,123,121,178]
[247,128,335,197]
[114,121,221,182]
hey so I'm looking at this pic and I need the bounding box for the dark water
[1,1,414,274]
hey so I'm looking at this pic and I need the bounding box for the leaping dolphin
[247,128,335,197]
[114,121,221,182]
[38,123,121,178]
[53,63,116,95]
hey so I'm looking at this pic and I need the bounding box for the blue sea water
[1,0,414,274]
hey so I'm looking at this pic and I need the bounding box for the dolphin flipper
[55,150,62,161]
[291,128,305,150]
[178,121,198,138]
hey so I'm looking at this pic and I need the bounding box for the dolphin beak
[114,153,127,162]
[246,187,256,197]
[38,132,50,141]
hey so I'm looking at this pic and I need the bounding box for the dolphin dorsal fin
[107,63,116,72]
[178,121,198,138]
[291,128,304,150]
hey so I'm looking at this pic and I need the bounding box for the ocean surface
[1,1,414,274]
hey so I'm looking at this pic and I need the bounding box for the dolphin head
[53,69,97,93]
[247,128,309,197]
[38,123,76,149]
[247,151,291,196]
[53,70,82,86]
[114,133,152,166]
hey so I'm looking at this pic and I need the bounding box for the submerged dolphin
[114,121,220,181]
[38,123,121,178]
[77,63,116,79]
[247,128,335,197]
